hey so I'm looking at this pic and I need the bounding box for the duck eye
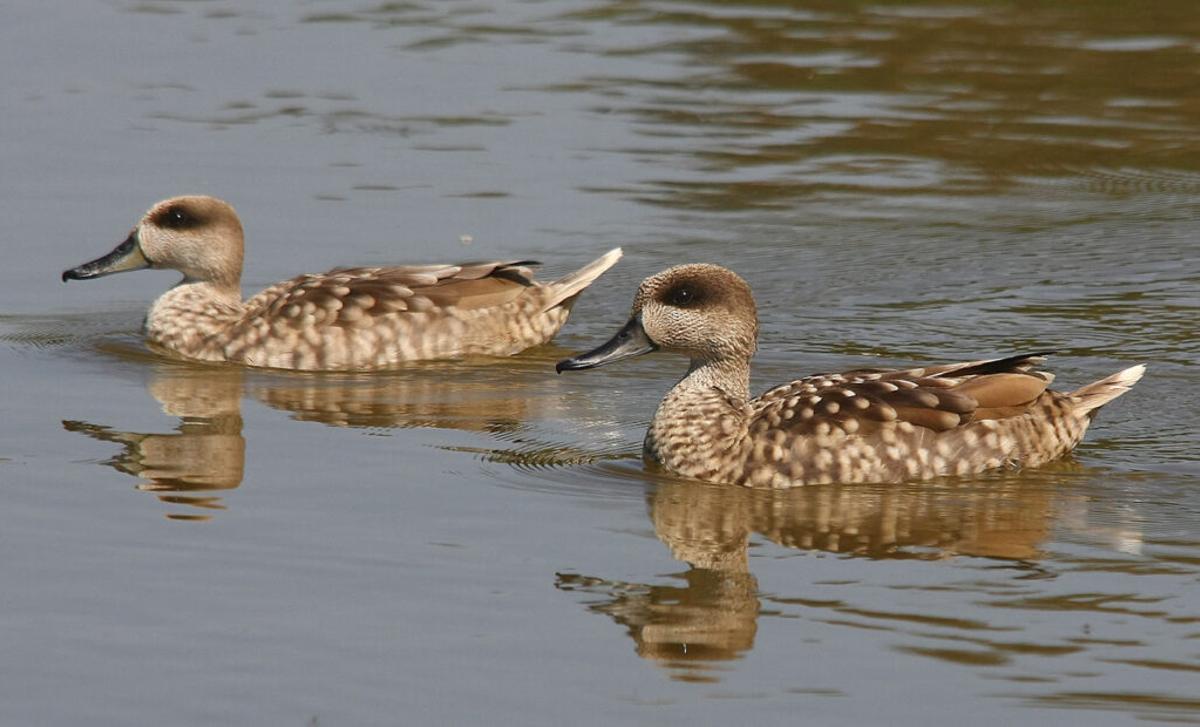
[669,287,694,306]
[161,207,193,229]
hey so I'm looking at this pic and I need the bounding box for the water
[2,1,1198,724]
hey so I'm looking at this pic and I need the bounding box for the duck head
[557,263,759,372]
[63,195,245,289]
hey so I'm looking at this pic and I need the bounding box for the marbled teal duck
[63,196,621,370]
[557,264,1144,487]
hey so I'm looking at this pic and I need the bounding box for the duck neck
[145,279,244,360]
[644,354,752,480]
[678,355,751,402]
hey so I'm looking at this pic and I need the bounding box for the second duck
[63,195,621,370]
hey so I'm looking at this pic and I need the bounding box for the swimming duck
[62,195,622,370]
[557,264,1144,487]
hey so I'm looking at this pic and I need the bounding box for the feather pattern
[62,195,622,370]
[559,264,1144,487]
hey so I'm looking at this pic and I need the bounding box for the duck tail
[1070,364,1145,418]
[541,247,623,312]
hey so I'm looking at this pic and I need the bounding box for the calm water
[2,1,1198,725]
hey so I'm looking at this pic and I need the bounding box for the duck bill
[556,315,658,373]
[62,231,150,282]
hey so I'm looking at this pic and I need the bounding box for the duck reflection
[248,369,532,433]
[64,355,554,520]
[64,366,246,521]
[558,473,1058,681]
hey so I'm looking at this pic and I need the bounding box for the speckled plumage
[560,264,1145,488]
[63,196,622,370]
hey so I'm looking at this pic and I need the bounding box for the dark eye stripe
[665,281,710,307]
[157,206,201,230]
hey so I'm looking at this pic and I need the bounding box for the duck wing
[753,353,1055,435]
[246,260,540,327]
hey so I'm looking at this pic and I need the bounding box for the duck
[62,195,622,370]
[556,263,1144,487]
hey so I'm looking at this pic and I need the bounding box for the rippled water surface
[2,1,1198,725]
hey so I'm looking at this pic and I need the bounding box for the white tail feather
[1071,364,1145,416]
[541,247,623,312]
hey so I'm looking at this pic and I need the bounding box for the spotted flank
[557,264,1144,487]
[62,195,622,370]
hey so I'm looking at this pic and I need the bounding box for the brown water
[2,1,1198,725]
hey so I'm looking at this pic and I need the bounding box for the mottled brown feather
[970,404,1035,421]
[419,277,529,310]
[250,261,537,329]
[951,373,1049,408]
[890,406,962,432]
[750,357,1065,440]
[929,390,976,413]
